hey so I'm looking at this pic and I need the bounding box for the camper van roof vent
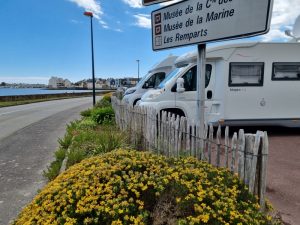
[175,51,197,67]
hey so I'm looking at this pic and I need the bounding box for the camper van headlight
[144,90,163,101]
[124,89,136,95]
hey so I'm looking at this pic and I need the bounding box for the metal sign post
[197,44,206,158]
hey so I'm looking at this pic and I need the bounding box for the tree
[0,82,6,86]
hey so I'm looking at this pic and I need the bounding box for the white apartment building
[48,77,72,88]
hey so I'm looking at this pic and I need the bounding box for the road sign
[143,0,174,6]
[152,0,273,50]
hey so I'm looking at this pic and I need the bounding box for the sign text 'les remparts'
[152,0,272,50]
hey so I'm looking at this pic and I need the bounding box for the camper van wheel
[160,108,185,119]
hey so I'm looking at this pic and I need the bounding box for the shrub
[91,106,115,125]
[76,118,98,130]
[102,92,113,102]
[95,99,111,108]
[43,148,66,181]
[14,150,274,225]
[80,108,92,117]
[66,126,127,168]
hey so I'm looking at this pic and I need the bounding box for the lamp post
[84,11,96,106]
[136,59,140,82]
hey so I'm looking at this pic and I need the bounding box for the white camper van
[123,55,177,106]
[139,42,300,127]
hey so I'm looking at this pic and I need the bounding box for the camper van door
[175,63,215,117]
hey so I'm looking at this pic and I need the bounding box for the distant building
[87,78,109,89]
[116,77,139,88]
[64,79,72,88]
[48,77,73,88]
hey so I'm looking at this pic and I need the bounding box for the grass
[43,148,66,181]
[0,92,114,108]
[0,96,84,108]
[66,125,128,168]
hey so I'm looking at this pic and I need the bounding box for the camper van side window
[144,72,166,88]
[229,62,264,87]
[272,63,300,80]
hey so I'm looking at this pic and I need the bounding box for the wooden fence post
[248,131,262,194]
[230,132,238,173]
[244,134,255,188]
[224,126,229,168]
[237,129,246,180]
[186,119,191,156]
[191,120,196,157]
[174,116,180,157]
[202,124,208,161]
[216,125,221,167]
[208,124,214,164]
[259,132,269,211]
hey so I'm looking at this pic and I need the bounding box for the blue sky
[0,0,299,84]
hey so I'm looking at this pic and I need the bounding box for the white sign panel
[152,0,273,50]
[143,0,174,6]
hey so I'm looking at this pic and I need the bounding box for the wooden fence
[112,97,269,210]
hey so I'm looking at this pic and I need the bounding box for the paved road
[266,128,300,225]
[0,97,96,225]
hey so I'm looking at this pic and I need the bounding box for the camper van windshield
[137,73,151,86]
[157,67,185,89]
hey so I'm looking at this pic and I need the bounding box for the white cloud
[70,19,82,24]
[98,19,110,29]
[261,0,300,41]
[122,0,143,8]
[133,14,151,29]
[68,0,103,19]
[68,0,117,30]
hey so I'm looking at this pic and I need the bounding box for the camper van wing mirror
[143,82,149,88]
[176,78,185,93]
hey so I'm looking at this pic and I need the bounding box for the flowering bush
[14,150,273,225]
[102,92,113,102]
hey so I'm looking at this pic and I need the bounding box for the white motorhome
[139,42,300,127]
[123,55,177,106]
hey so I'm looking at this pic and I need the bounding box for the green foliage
[57,135,72,150]
[80,108,92,117]
[43,148,66,181]
[91,106,115,125]
[66,126,127,168]
[66,148,86,169]
[95,99,111,108]
[76,118,98,130]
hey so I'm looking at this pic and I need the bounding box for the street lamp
[136,59,140,82]
[84,11,96,106]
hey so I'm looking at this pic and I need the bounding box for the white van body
[139,42,300,127]
[123,55,178,106]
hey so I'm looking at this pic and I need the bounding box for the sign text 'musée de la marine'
[152,0,273,50]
